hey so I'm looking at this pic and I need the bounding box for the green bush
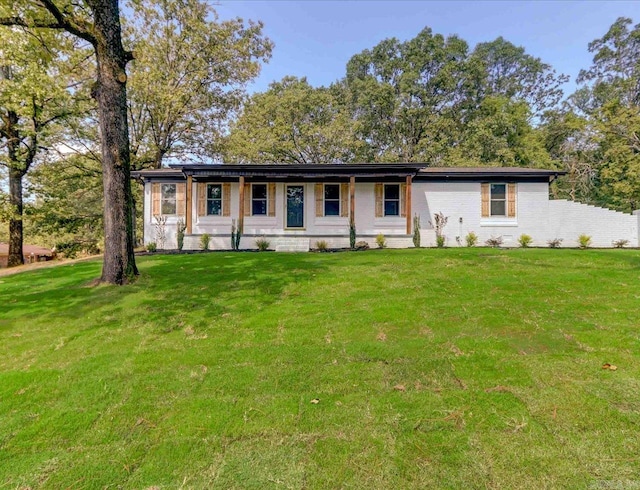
[375,233,386,249]
[255,237,270,251]
[146,242,157,252]
[200,234,210,251]
[412,214,421,248]
[177,219,186,251]
[578,234,591,249]
[465,232,478,247]
[518,234,533,248]
[436,235,446,248]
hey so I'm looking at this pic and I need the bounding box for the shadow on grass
[0,253,328,329]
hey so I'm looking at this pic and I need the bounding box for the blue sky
[216,0,640,96]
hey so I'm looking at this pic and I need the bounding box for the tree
[467,37,568,118]
[345,27,469,163]
[0,28,83,267]
[125,0,272,168]
[1,0,138,283]
[225,77,359,164]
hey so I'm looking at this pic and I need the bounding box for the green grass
[1,249,640,489]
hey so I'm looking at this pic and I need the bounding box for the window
[207,184,222,216]
[252,184,267,215]
[490,184,506,216]
[384,184,400,216]
[161,184,176,215]
[324,184,340,216]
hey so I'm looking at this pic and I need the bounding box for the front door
[286,185,305,228]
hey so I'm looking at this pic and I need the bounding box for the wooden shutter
[507,183,517,218]
[374,183,383,218]
[481,183,490,218]
[400,183,407,217]
[268,183,276,217]
[340,183,349,217]
[176,183,186,216]
[244,183,251,216]
[151,183,161,216]
[222,183,231,217]
[197,183,206,217]
[315,183,323,217]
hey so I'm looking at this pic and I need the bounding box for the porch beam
[406,175,412,234]
[185,174,193,234]
[238,176,245,233]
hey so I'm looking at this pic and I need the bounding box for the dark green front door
[286,185,304,228]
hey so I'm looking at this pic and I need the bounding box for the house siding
[141,178,640,249]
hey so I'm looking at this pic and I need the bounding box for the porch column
[185,174,193,234]
[349,176,356,226]
[238,176,245,233]
[405,175,412,234]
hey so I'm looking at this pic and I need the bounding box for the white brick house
[132,164,640,250]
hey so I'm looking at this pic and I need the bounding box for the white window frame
[206,183,223,216]
[490,183,507,217]
[384,184,400,217]
[160,183,177,216]
[251,183,268,216]
[324,183,341,217]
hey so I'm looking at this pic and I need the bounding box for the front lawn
[1,249,639,489]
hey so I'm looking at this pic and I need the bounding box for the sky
[215,0,640,96]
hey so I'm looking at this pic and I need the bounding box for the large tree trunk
[7,167,25,267]
[89,0,138,284]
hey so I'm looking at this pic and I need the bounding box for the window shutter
[340,183,349,217]
[507,183,517,217]
[400,183,407,217]
[315,183,323,217]
[268,183,276,217]
[244,183,251,216]
[374,183,383,218]
[481,183,490,218]
[197,183,206,217]
[176,183,186,216]
[222,183,231,217]
[152,183,161,216]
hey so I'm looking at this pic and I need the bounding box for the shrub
[412,214,421,248]
[315,240,329,252]
[432,211,448,248]
[255,236,270,251]
[465,232,478,247]
[578,234,591,249]
[375,233,386,249]
[146,242,157,252]
[485,236,503,248]
[177,218,186,251]
[231,219,241,251]
[200,233,210,251]
[518,234,533,248]
[349,221,356,249]
[547,238,563,248]
[613,239,629,248]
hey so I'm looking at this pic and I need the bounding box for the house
[132,163,640,250]
[0,243,55,267]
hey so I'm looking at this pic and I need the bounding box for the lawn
[1,248,639,489]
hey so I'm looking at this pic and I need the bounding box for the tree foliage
[225,77,358,164]
[125,0,272,168]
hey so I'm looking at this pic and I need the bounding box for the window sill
[480,219,518,227]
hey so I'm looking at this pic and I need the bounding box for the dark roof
[132,164,565,181]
